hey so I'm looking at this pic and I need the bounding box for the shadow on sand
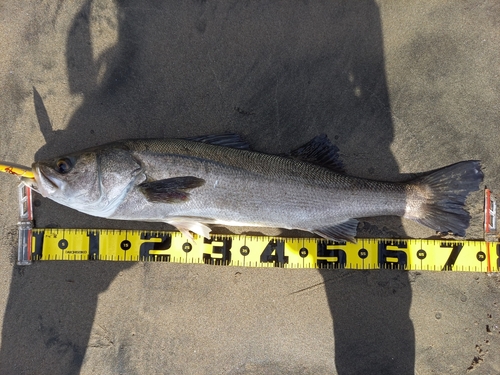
[0,1,414,373]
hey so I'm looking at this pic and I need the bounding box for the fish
[29,134,483,242]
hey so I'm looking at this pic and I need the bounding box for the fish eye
[56,158,73,174]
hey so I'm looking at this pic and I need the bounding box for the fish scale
[125,138,407,222]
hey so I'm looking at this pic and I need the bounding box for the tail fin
[405,161,483,236]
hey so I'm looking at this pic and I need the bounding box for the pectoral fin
[139,176,205,203]
[312,219,359,242]
[166,218,212,240]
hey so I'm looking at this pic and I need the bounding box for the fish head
[32,144,143,217]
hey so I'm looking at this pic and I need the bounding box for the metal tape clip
[17,183,33,265]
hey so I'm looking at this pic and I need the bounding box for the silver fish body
[32,135,483,241]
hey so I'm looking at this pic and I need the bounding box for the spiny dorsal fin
[290,134,344,173]
[185,134,251,150]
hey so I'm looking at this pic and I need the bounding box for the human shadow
[0,2,136,374]
[0,1,414,374]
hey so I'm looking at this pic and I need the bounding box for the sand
[0,1,499,374]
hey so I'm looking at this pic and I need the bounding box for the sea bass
[30,134,483,241]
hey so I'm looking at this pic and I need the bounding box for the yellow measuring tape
[30,228,499,272]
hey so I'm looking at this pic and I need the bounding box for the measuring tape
[14,184,499,272]
[28,228,499,272]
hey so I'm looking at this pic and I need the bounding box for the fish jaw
[31,143,148,219]
[32,164,60,198]
[33,161,144,219]
[32,162,106,215]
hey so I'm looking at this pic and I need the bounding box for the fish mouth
[32,164,59,197]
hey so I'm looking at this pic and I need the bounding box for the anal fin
[311,219,359,242]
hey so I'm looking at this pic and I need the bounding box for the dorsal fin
[289,134,344,173]
[185,134,251,150]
